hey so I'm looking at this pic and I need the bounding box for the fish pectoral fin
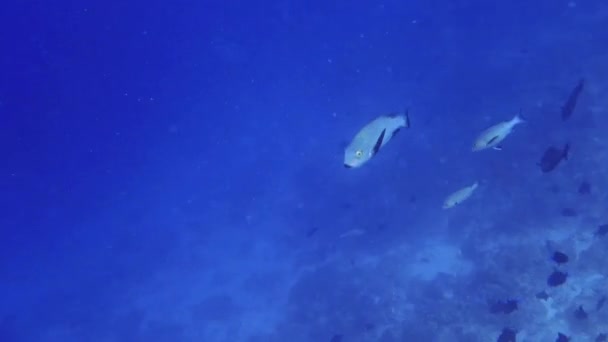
[493,145,503,151]
[372,129,386,156]
[487,135,500,145]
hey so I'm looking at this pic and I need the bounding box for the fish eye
[355,150,363,158]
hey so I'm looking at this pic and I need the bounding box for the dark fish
[578,181,591,195]
[597,296,606,312]
[548,270,568,287]
[574,305,588,320]
[341,202,353,210]
[330,334,343,342]
[552,251,569,264]
[536,291,549,300]
[376,222,388,232]
[489,299,518,314]
[561,79,585,121]
[560,208,577,217]
[556,332,570,342]
[595,224,608,237]
[539,144,570,173]
[596,333,607,342]
[497,328,517,342]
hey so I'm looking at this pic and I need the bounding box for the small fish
[560,208,577,217]
[574,305,588,320]
[497,328,517,342]
[473,111,525,151]
[596,295,606,312]
[556,332,571,342]
[339,228,365,238]
[548,270,568,287]
[595,224,608,237]
[443,182,479,209]
[578,181,591,195]
[344,111,410,168]
[489,299,518,314]
[561,78,585,121]
[536,291,549,300]
[539,143,570,173]
[330,334,343,342]
[552,251,569,264]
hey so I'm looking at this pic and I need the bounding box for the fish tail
[578,78,585,89]
[515,108,526,123]
[404,108,411,128]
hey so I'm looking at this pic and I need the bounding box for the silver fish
[443,182,479,209]
[344,111,410,168]
[473,112,524,151]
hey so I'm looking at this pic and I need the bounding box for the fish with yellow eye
[344,111,410,168]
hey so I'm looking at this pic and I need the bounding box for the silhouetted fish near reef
[556,332,571,342]
[595,224,608,237]
[539,144,570,173]
[548,270,568,287]
[574,305,588,320]
[562,79,585,121]
[560,208,577,217]
[497,328,517,342]
[552,251,569,264]
[596,295,607,311]
[536,291,549,300]
[578,181,591,195]
[489,299,518,314]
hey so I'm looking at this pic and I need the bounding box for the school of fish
[343,79,584,209]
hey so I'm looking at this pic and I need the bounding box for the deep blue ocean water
[1,0,608,341]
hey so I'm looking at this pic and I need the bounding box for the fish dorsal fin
[372,129,386,156]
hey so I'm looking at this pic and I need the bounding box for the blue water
[2,0,607,341]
